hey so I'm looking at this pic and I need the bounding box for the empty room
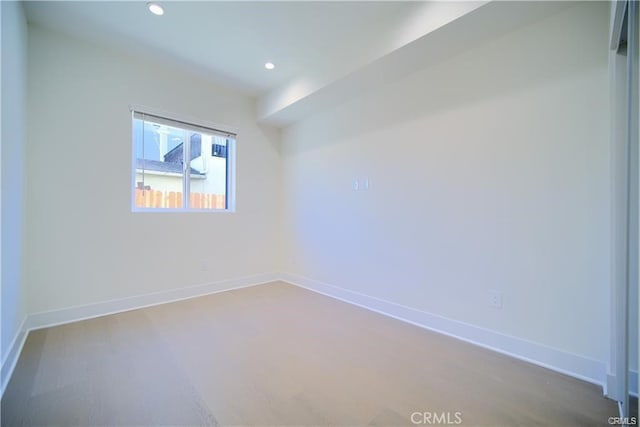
[1,0,638,425]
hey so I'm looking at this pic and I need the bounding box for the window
[131,109,235,211]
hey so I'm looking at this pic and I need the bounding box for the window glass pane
[189,134,228,210]
[132,110,234,212]
[133,117,186,209]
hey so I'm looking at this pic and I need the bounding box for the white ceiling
[24,1,573,127]
[24,1,414,96]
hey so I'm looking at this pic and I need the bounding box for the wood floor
[2,281,617,426]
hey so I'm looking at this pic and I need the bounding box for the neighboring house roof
[136,158,204,176]
[164,136,202,163]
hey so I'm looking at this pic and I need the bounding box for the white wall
[1,0,28,385]
[282,2,610,367]
[26,25,282,314]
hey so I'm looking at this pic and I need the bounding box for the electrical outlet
[200,259,208,272]
[352,179,359,191]
[489,290,503,309]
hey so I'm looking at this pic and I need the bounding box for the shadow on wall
[256,123,283,155]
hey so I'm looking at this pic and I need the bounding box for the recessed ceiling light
[147,2,164,16]
[264,62,275,70]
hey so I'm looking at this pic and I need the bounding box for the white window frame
[130,105,237,213]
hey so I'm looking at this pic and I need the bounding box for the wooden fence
[135,188,225,209]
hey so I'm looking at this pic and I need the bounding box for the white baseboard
[281,272,608,392]
[1,272,279,398]
[1,316,28,398]
[607,370,639,400]
[25,273,280,331]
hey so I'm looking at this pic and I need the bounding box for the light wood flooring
[1,281,617,426]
